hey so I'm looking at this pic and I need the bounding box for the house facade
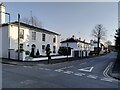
[61,38,106,57]
[0,3,61,58]
[61,38,91,57]
[90,40,105,55]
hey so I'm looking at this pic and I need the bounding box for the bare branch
[21,16,43,28]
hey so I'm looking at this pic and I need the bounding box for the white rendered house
[61,38,92,57]
[0,3,61,58]
[61,38,91,51]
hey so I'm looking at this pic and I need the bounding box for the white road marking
[103,62,113,78]
[87,75,98,79]
[54,69,64,72]
[74,73,85,76]
[102,62,118,82]
[101,77,113,82]
[63,71,74,74]
[39,68,44,70]
[23,66,29,68]
[20,80,33,85]
[23,66,33,68]
[9,65,15,66]
[78,67,94,72]
[58,66,74,70]
[44,68,50,71]
[39,68,50,71]
[25,66,32,68]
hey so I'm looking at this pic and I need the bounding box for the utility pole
[18,14,20,60]
[7,12,10,60]
[67,42,68,61]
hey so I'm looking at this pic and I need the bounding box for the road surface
[2,52,120,88]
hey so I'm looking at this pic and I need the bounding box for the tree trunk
[97,38,100,55]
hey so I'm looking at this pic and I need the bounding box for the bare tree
[92,24,106,55]
[21,16,43,28]
[21,17,30,25]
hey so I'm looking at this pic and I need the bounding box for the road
[2,52,120,88]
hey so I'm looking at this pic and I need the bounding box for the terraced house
[0,3,61,58]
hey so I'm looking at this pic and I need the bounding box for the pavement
[109,52,120,80]
[1,52,120,80]
[1,56,93,66]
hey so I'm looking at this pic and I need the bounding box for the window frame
[19,29,24,39]
[53,37,56,43]
[42,33,46,41]
[32,31,36,41]
[42,45,45,52]
[53,46,56,53]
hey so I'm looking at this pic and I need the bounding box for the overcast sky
[4,2,118,44]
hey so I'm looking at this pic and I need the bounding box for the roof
[61,38,77,43]
[61,38,91,45]
[0,21,60,36]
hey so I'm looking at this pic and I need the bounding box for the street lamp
[0,11,10,59]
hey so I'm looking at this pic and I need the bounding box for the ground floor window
[42,45,45,52]
[20,44,23,49]
[53,46,56,53]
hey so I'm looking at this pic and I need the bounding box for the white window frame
[32,32,36,41]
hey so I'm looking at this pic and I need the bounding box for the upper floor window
[20,29,24,39]
[42,34,46,41]
[32,32,36,40]
[53,37,56,43]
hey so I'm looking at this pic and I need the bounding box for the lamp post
[0,11,10,59]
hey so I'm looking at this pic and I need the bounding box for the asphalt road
[2,52,120,88]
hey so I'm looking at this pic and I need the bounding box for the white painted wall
[28,30,60,55]
[61,42,91,51]
[9,25,60,56]
[2,26,9,58]
[9,49,26,61]
[0,3,5,24]
[61,42,78,49]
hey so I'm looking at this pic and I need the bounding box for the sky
[3,2,118,45]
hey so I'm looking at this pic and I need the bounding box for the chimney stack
[0,2,5,24]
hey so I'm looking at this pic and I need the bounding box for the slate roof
[61,38,77,43]
[0,21,60,36]
[61,38,91,45]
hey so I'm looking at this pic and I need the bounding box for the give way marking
[78,67,94,72]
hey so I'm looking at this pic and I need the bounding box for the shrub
[58,47,71,56]
[36,49,40,56]
[25,51,30,55]
[16,49,24,52]
[30,49,35,57]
